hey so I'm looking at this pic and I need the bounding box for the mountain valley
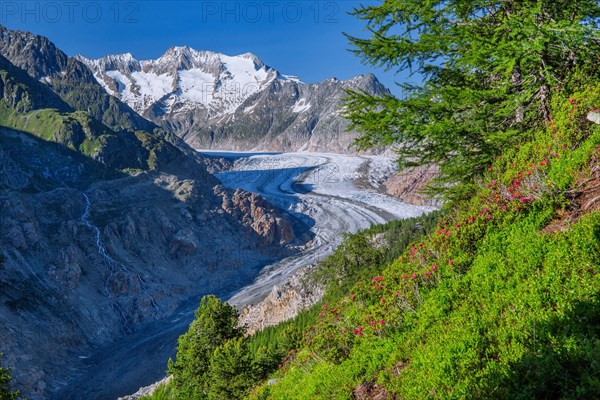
[0,25,432,399]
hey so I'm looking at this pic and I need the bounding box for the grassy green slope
[142,212,442,400]
[246,88,600,400]
[141,87,599,400]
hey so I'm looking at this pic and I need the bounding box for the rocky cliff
[383,164,442,207]
[238,264,324,334]
[0,124,308,399]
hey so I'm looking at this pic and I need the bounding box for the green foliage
[248,306,319,377]
[373,211,442,264]
[316,211,441,302]
[0,356,18,400]
[315,232,383,301]
[139,381,174,400]
[248,111,600,399]
[168,295,242,399]
[207,337,260,400]
[344,0,600,200]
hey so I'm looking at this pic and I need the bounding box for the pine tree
[206,337,259,400]
[344,0,600,200]
[167,295,242,400]
[253,345,280,380]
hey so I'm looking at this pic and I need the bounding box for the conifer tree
[167,295,242,400]
[344,0,600,199]
[206,337,259,400]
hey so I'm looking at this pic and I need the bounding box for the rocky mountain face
[1,127,304,399]
[238,263,324,335]
[0,54,69,112]
[0,51,180,173]
[78,47,392,153]
[0,32,310,399]
[383,164,442,207]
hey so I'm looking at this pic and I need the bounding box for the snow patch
[282,75,303,83]
[244,103,258,114]
[129,71,172,100]
[94,73,116,96]
[292,98,311,113]
[178,69,215,104]
[104,70,130,94]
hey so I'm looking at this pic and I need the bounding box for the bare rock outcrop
[169,228,198,256]
[239,264,324,334]
[47,245,83,290]
[117,376,172,400]
[215,186,296,246]
[384,164,441,207]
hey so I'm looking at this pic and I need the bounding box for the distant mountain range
[0,24,391,153]
[78,47,391,152]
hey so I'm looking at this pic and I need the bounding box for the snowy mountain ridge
[77,47,281,118]
[78,46,391,153]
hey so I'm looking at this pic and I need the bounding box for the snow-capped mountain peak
[77,52,141,73]
[78,46,390,153]
[78,47,278,117]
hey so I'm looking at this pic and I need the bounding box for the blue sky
[1,1,413,95]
